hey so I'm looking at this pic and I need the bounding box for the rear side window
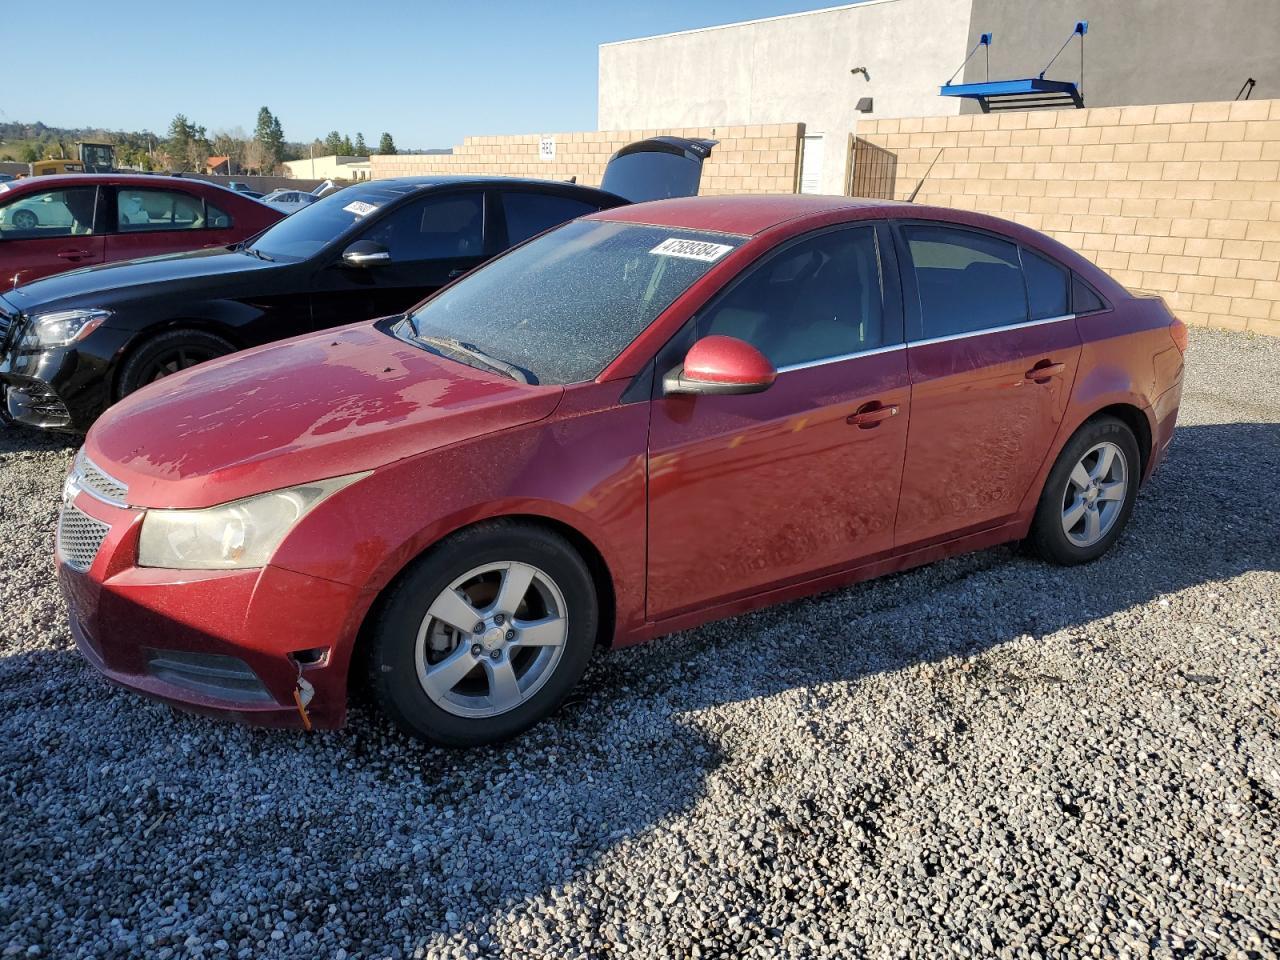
[207,203,233,229]
[502,191,600,245]
[698,226,885,368]
[118,189,204,232]
[902,224,1026,339]
[1072,275,1107,314]
[1021,248,1069,320]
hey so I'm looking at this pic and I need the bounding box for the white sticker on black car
[343,201,379,217]
[650,238,735,262]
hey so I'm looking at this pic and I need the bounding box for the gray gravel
[2,327,1278,959]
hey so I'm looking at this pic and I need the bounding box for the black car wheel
[116,329,237,399]
[11,209,37,230]
[366,521,599,747]
[1029,416,1141,566]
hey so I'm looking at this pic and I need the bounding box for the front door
[0,185,105,287]
[646,223,910,621]
[309,188,491,329]
[892,222,1083,548]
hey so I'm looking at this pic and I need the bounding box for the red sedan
[58,195,1186,746]
[0,174,282,288]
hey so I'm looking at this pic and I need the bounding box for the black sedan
[0,137,716,431]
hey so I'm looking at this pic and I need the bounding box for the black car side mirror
[341,240,391,267]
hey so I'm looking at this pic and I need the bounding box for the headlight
[137,473,368,570]
[19,308,112,349]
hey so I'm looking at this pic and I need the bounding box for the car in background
[0,173,283,289]
[258,189,318,214]
[0,174,16,184]
[0,137,717,430]
[57,195,1187,745]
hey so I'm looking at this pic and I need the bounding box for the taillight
[1169,315,1189,354]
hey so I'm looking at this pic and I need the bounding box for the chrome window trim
[776,342,906,374]
[909,313,1076,348]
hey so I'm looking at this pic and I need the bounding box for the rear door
[0,185,106,287]
[892,221,1082,549]
[308,187,494,328]
[600,137,717,203]
[646,222,910,621]
[105,186,229,262]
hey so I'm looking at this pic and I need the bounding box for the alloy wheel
[414,561,569,718]
[144,347,221,383]
[1060,441,1128,548]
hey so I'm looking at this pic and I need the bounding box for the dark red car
[0,174,282,288]
[58,195,1186,746]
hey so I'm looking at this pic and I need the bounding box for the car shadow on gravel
[1,421,1276,957]
[0,422,78,456]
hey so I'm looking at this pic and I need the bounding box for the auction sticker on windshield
[650,237,735,262]
[343,201,379,217]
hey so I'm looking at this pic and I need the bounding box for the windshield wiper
[413,335,531,384]
[242,246,274,262]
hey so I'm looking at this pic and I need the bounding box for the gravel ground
[1,328,1277,960]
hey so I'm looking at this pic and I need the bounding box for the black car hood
[4,247,281,310]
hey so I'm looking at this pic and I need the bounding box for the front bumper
[0,327,129,432]
[57,490,367,729]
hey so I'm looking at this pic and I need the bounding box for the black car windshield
[248,184,410,260]
[397,220,744,384]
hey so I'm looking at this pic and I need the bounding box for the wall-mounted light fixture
[850,66,870,81]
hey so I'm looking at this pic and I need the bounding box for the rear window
[399,220,743,384]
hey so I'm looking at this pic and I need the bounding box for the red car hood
[86,322,564,509]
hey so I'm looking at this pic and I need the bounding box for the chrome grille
[73,450,129,505]
[57,504,111,573]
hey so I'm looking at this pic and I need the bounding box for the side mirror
[663,335,776,397]
[341,239,391,267]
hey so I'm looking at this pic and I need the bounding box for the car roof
[0,173,239,193]
[590,194,911,236]
[367,175,618,196]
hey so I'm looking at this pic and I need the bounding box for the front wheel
[366,522,599,747]
[116,329,236,400]
[11,209,37,230]
[1029,416,1141,565]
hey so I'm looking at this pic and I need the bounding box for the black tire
[116,329,236,400]
[366,521,599,747]
[1029,415,1141,566]
[11,209,37,230]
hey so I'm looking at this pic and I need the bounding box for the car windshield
[247,184,407,260]
[397,219,743,385]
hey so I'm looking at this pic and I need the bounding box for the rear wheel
[1029,416,1141,565]
[366,522,599,747]
[116,329,236,399]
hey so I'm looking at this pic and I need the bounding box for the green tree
[377,132,397,155]
[164,114,209,171]
[19,143,39,163]
[340,135,354,155]
[324,130,344,155]
[254,106,285,173]
[353,132,367,155]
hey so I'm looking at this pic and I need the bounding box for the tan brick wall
[857,99,1280,337]
[369,124,803,196]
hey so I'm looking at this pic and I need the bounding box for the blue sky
[5,0,852,149]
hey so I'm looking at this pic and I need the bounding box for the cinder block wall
[370,124,803,196]
[857,99,1280,336]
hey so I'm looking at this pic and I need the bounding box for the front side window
[247,183,416,261]
[501,191,601,245]
[364,193,485,261]
[0,187,97,239]
[903,224,1026,339]
[117,189,204,232]
[697,226,886,369]
[399,220,743,385]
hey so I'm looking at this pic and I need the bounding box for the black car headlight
[19,308,112,349]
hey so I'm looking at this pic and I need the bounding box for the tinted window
[0,187,97,239]
[248,183,415,260]
[1073,275,1106,314]
[400,220,741,385]
[118,189,204,232]
[1022,248,1069,320]
[698,226,885,368]
[365,193,485,261]
[903,224,1026,338]
[207,203,233,229]
[600,150,701,203]
[502,191,600,245]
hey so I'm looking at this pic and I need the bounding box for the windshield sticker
[650,237,735,262]
[342,200,379,217]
